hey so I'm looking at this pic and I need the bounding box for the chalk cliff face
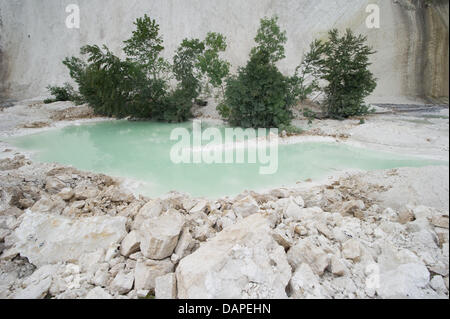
[0,0,448,102]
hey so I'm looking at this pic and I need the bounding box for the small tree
[219,16,318,129]
[123,14,168,78]
[220,16,294,128]
[312,29,377,119]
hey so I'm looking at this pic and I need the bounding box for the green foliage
[123,14,167,77]
[302,107,318,124]
[172,38,205,100]
[310,29,377,119]
[224,51,293,128]
[289,40,323,103]
[51,15,378,127]
[172,33,230,102]
[197,32,230,89]
[278,123,303,135]
[220,16,312,129]
[55,14,229,122]
[63,45,150,119]
[251,16,287,64]
[45,83,83,104]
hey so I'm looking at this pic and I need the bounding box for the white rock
[155,273,177,299]
[132,200,163,229]
[120,230,141,257]
[341,239,361,261]
[382,207,398,221]
[119,201,143,218]
[289,263,325,299]
[176,214,291,299]
[0,229,9,242]
[79,249,105,274]
[110,270,134,295]
[443,243,449,259]
[31,196,66,215]
[14,277,52,299]
[173,228,193,261]
[134,259,174,292]
[136,289,150,298]
[430,275,448,295]
[397,208,415,224]
[232,196,259,218]
[435,228,449,247]
[272,228,293,250]
[283,200,303,221]
[411,206,444,220]
[287,238,329,276]
[14,265,58,299]
[102,186,134,203]
[13,211,127,266]
[45,177,67,194]
[377,242,421,271]
[339,200,365,217]
[330,256,347,276]
[376,263,430,299]
[190,200,208,214]
[73,184,98,200]
[316,222,333,240]
[93,267,110,287]
[290,206,323,221]
[182,198,196,212]
[57,188,75,201]
[432,215,449,229]
[85,287,113,299]
[269,188,290,199]
[105,245,120,262]
[139,211,185,260]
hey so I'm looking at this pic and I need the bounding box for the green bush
[224,51,293,128]
[48,15,377,126]
[44,83,82,104]
[310,29,377,119]
[50,14,229,122]
[219,16,318,129]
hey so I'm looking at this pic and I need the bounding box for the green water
[5,120,448,198]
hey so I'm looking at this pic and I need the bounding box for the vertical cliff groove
[395,0,449,102]
[424,0,449,102]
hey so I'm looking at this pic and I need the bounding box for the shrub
[62,45,150,118]
[172,33,230,103]
[310,29,377,119]
[219,16,318,129]
[51,14,229,123]
[224,50,293,128]
[44,83,82,104]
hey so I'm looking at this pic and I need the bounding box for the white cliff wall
[0,0,448,102]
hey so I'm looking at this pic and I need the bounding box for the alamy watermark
[170,120,279,175]
[65,4,80,29]
[366,4,380,29]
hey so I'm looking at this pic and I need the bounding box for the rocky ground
[0,99,449,299]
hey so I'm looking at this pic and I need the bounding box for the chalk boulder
[13,211,127,266]
[176,214,291,299]
[139,211,185,260]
